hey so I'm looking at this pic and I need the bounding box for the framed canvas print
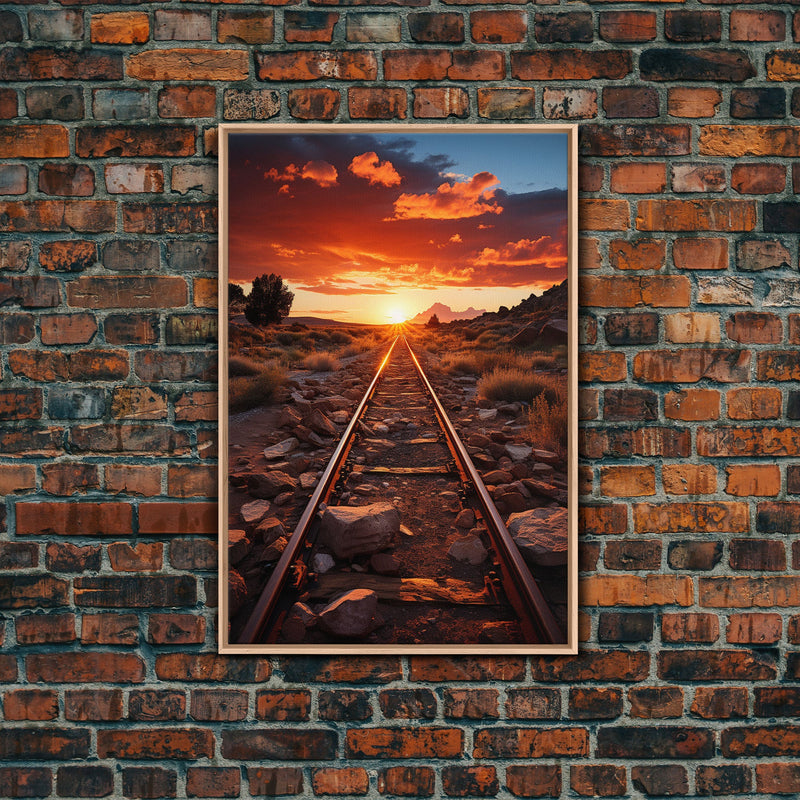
[218,123,578,654]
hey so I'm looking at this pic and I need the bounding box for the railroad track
[237,334,564,648]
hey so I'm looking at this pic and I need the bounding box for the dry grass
[477,367,564,404]
[229,362,285,412]
[302,351,341,371]
[528,377,567,461]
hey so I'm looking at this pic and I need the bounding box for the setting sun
[387,308,408,324]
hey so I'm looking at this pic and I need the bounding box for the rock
[498,403,523,417]
[274,491,294,506]
[259,536,288,562]
[313,553,335,573]
[448,534,488,565]
[330,410,350,424]
[248,471,297,499]
[278,405,302,428]
[468,433,492,448]
[455,508,476,529]
[477,408,498,421]
[507,508,568,568]
[299,471,318,490]
[522,479,568,507]
[240,499,271,525]
[294,424,326,447]
[497,490,529,513]
[318,589,381,637]
[263,438,298,460]
[506,443,533,462]
[281,601,317,643]
[532,463,555,477]
[228,568,247,617]
[228,529,251,565]
[313,395,350,413]
[319,502,400,559]
[509,317,567,348]
[255,517,286,545]
[304,408,338,438]
[287,455,311,476]
[370,552,401,576]
[374,423,390,435]
[483,469,514,486]
[534,449,561,466]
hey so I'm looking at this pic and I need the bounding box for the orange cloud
[473,236,566,269]
[392,172,503,220]
[348,152,402,187]
[264,160,338,188]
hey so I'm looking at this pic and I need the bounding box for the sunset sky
[226,130,569,325]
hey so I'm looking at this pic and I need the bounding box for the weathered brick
[696,765,752,795]
[379,688,437,719]
[570,765,626,797]
[0,729,89,760]
[637,199,756,231]
[90,12,149,44]
[599,11,656,42]
[512,51,630,81]
[610,163,666,194]
[640,48,755,82]
[223,729,337,760]
[473,728,587,759]
[731,10,786,41]
[319,690,372,721]
[756,764,800,795]
[0,48,123,81]
[665,10,721,42]
[349,87,407,120]
[218,10,273,44]
[471,11,526,43]
[99,729,213,759]
[257,50,376,81]
[158,85,215,118]
[127,49,248,81]
[534,12,592,43]
[477,88,535,119]
[731,88,786,119]
[124,767,178,799]
[604,87,659,119]
[597,726,713,759]
[732,163,785,194]
[15,614,75,645]
[581,276,690,308]
[662,613,719,643]
[187,767,240,799]
[664,464,717,495]
[377,767,435,797]
[631,766,688,798]
[506,765,560,798]
[312,768,369,796]
[569,688,623,720]
[154,9,211,41]
[722,726,800,757]
[246,768,303,797]
[413,87,468,119]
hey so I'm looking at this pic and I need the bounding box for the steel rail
[403,336,563,644]
[238,335,399,644]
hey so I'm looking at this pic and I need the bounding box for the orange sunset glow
[227,131,569,324]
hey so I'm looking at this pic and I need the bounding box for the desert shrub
[528,378,568,461]
[327,330,352,345]
[477,367,563,404]
[229,363,285,412]
[303,351,341,371]
[529,354,558,370]
[275,330,303,346]
[228,355,264,377]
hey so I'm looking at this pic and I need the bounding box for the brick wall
[2,0,799,797]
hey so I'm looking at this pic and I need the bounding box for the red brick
[628,687,683,719]
[597,726,714,759]
[444,689,498,719]
[16,501,133,536]
[246,768,303,797]
[218,10,273,44]
[506,689,560,720]
[668,87,722,118]
[98,729,213,759]
[599,11,656,42]
[257,50,376,81]
[732,163,786,194]
[727,387,782,420]
[579,352,626,382]
[155,654,271,682]
[699,125,800,157]
[529,651,649,683]
[123,202,216,234]
[570,765,626,797]
[633,349,750,383]
[610,163,666,195]
[634,501,748,533]
[38,163,95,197]
[148,613,206,645]
[409,657,524,682]
[319,690,372,721]
[600,466,655,497]
[191,689,248,722]
[700,576,800,608]
[68,276,187,309]
[604,87,659,119]
[42,463,99,495]
[722,726,800,758]
[65,690,123,722]
[105,464,161,496]
[91,12,149,44]
[40,313,97,345]
[81,613,139,645]
[664,388,720,421]
[731,10,785,41]
[408,12,463,42]
[662,613,719,643]
[0,200,115,233]
[0,47,122,81]
[27,653,145,683]
[581,575,692,607]
[76,125,195,158]
[255,690,310,721]
[511,50,630,80]
[0,125,66,160]
[696,764,751,795]
[726,464,781,496]
[569,688,622,720]
[477,88,535,119]
[108,541,163,571]
[129,690,186,722]
[470,11,526,42]
[581,124,690,157]
[727,311,782,343]
[473,728,588,759]
[609,239,665,271]
[442,766,498,798]
[0,768,52,798]
[691,687,749,720]
[223,729,336,760]
[412,87,468,119]
[673,237,728,270]
[0,464,36,496]
[506,766,560,798]
[187,767,240,798]
[348,87,406,120]
[0,729,90,761]
[378,767,435,797]
[127,49,248,81]
[312,768,369,796]
[379,689,437,719]
[534,12,591,43]
[727,613,782,644]
[756,764,800,795]
[287,88,339,120]
[636,199,756,231]
[581,276,690,308]
[3,689,58,721]
[158,85,215,118]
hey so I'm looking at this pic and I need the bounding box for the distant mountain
[410,303,487,324]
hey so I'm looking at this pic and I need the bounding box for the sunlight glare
[387,308,407,325]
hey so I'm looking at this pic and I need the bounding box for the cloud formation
[264,160,338,188]
[392,172,503,220]
[348,152,402,187]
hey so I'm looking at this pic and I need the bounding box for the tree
[244,273,294,327]
[426,313,441,328]
[228,282,245,312]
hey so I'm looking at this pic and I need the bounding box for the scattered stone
[374,423,390,434]
[318,589,381,638]
[299,472,318,490]
[534,449,560,466]
[477,408,498,421]
[468,433,492,448]
[313,553,335,573]
[532,463,555,477]
[240,499,270,525]
[498,403,523,416]
[370,552,401,576]
[448,534,488,565]
[263,437,298,460]
[399,525,414,537]
[278,406,302,428]
[254,517,286,545]
[229,569,247,617]
[330,410,350,424]
[354,483,377,495]
[507,507,568,568]
[455,508,476,529]
[319,502,400,559]
[274,491,294,506]
[483,469,514,485]
[259,536,288,562]
[282,601,317,643]
[304,408,338,438]
[228,529,251,565]
[247,471,297,499]
[294,425,326,447]
[522,478,568,506]
[505,443,533,462]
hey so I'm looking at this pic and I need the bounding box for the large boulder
[319,502,400,559]
[507,507,568,568]
[318,589,381,637]
[448,534,488,565]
